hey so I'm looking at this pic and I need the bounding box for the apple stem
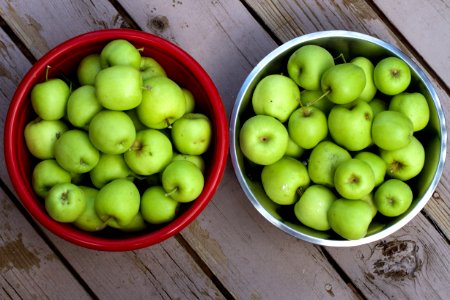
[45,65,52,81]
[137,47,144,53]
[165,187,178,197]
[334,53,347,64]
[306,90,330,107]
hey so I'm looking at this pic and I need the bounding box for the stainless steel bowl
[230,30,447,247]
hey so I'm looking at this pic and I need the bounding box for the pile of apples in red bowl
[4,29,228,251]
[230,31,446,246]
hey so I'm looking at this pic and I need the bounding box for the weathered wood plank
[0,186,92,299]
[0,1,227,299]
[373,0,450,90]
[326,213,450,299]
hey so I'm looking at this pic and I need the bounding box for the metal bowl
[229,30,447,247]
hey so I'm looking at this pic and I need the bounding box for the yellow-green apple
[288,106,328,149]
[124,129,173,176]
[24,118,68,159]
[45,182,86,223]
[182,88,196,114]
[374,57,411,95]
[141,186,180,224]
[73,186,107,232]
[301,89,334,115]
[100,39,141,69]
[251,74,300,122]
[77,53,102,86]
[334,158,375,200]
[137,76,186,129]
[361,193,378,218]
[139,56,166,81]
[239,115,289,165]
[372,110,414,150]
[368,98,387,116]
[380,136,425,181]
[90,153,134,188]
[31,78,70,121]
[261,156,310,205]
[287,44,335,90]
[162,160,204,203]
[171,113,212,155]
[67,85,103,129]
[389,92,430,132]
[320,63,366,104]
[350,56,377,102]
[112,212,147,232]
[54,129,100,174]
[294,184,337,231]
[94,179,141,227]
[32,159,72,198]
[88,110,136,154]
[308,141,351,187]
[172,153,205,174]
[328,101,373,151]
[374,179,413,217]
[95,65,143,110]
[327,198,373,240]
[354,151,386,186]
[285,136,305,159]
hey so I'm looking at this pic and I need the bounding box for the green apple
[334,158,375,200]
[239,115,289,165]
[251,74,300,122]
[294,184,337,231]
[374,56,411,95]
[77,53,102,86]
[374,179,413,217]
[32,159,72,198]
[95,179,141,227]
[354,151,386,186]
[139,56,166,81]
[67,85,103,129]
[24,118,68,159]
[172,153,206,174]
[31,78,70,120]
[89,153,134,188]
[287,44,335,90]
[372,110,414,150]
[88,110,136,154]
[368,98,387,116]
[95,65,143,110]
[141,186,180,224]
[54,129,100,174]
[73,186,107,232]
[124,129,173,176]
[126,109,147,131]
[45,182,86,223]
[162,160,204,203]
[100,39,141,69]
[261,156,310,205]
[350,56,377,102]
[320,63,366,104]
[328,101,373,151]
[111,212,147,232]
[285,136,305,159]
[389,92,430,132]
[171,113,212,155]
[380,136,425,181]
[328,199,373,240]
[308,141,351,187]
[301,89,334,115]
[182,88,196,114]
[288,106,328,149]
[137,76,186,129]
[361,193,378,218]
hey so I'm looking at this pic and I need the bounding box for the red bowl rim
[4,28,229,251]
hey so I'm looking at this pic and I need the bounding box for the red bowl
[4,29,228,251]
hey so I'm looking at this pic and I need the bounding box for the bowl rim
[4,28,229,251]
[230,30,447,247]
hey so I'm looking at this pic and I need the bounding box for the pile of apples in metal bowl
[230,31,446,247]
[4,29,228,251]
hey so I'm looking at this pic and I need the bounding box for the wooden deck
[0,1,449,299]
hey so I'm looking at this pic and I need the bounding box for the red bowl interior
[4,29,229,251]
